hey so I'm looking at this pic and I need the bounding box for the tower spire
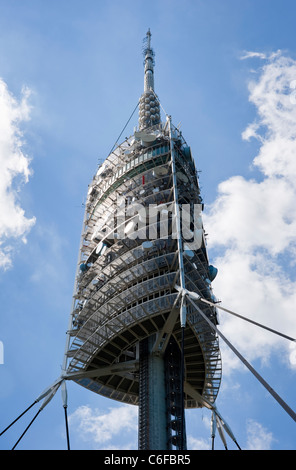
[143,28,155,92]
[138,29,161,130]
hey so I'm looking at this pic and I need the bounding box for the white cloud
[0,78,35,269]
[187,435,211,450]
[205,176,296,256]
[245,419,275,450]
[240,51,267,60]
[69,404,138,449]
[204,51,296,373]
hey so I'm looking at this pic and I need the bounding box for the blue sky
[0,0,296,450]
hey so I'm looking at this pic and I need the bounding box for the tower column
[138,334,187,450]
[138,335,168,450]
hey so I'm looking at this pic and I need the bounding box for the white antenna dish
[100,245,107,256]
[96,241,103,254]
[153,166,168,176]
[125,221,135,234]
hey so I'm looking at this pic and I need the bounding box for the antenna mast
[138,29,161,130]
[143,28,155,92]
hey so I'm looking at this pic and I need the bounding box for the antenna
[138,29,161,130]
[143,28,155,92]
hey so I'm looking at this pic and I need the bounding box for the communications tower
[3,30,296,452]
[63,30,222,450]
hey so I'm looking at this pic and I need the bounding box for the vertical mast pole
[168,116,187,450]
[168,116,187,326]
[143,28,155,93]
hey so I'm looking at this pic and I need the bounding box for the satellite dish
[177,171,188,182]
[125,221,135,234]
[96,241,107,255]
[142,241,153,251]
[100,245,107,256]
[97,163,108,176]
[134,131,156,142]
[153,166,168,176]
[208,265,218,281]
[96,241,103,254]
[87,185,94,196]
[143,135,157,143]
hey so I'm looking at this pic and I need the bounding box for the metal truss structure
[61,30,222,448]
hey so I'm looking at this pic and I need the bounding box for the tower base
[138,335,186,450]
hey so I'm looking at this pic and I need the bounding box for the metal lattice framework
[63,119,222,409]
[61,29,222,450]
